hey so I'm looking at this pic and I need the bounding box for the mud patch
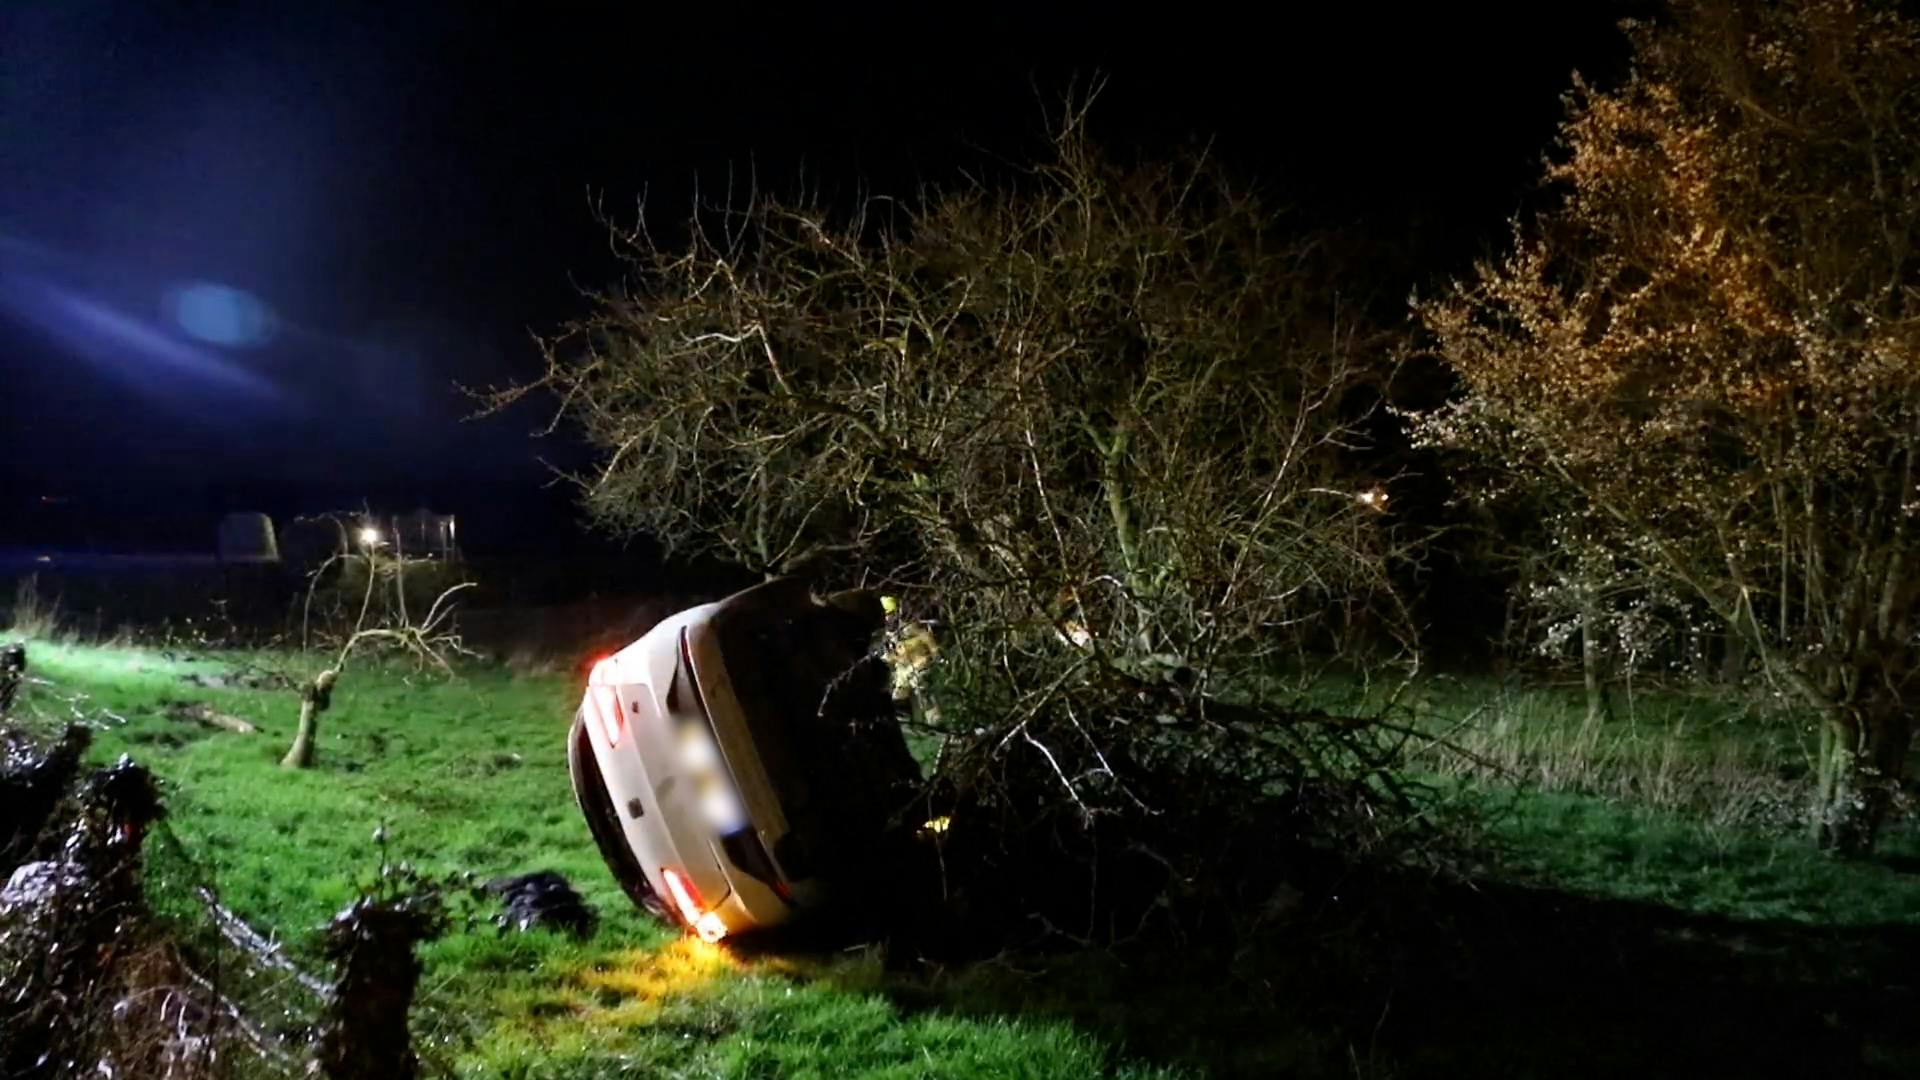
[178,668,293,691]
[160,700,259,735]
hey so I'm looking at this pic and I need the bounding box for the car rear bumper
[576,693,794,937]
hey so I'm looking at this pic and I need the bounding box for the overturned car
[567,578,921,941]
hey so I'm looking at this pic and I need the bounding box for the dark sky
[0,2,1655,552]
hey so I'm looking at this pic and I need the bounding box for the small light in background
[357,526,382,547]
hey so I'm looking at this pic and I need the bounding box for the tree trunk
[1812,696,1912,854]
[1101,431,1140,594]
[317,895,444,1080]
[1581,603,1612,725]
[1718,631,1748,686]
[283,669,338,769]
[1494,590,1518,684]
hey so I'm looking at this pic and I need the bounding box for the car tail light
[694,911,728,942]
[660,867,728,943]
[588,687,623,746]
[586,658,625,746]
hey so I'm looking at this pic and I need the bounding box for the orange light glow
[660,867,705,924]
[660,868,730,943]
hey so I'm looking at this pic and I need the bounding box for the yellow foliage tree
[1420,0,1920,851]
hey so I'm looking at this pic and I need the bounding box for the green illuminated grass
[9,637,1919,1077]
[10,640,1177,1080]
[1483,787,1920,925]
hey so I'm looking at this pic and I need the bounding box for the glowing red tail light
[660,866,704,922]
[586,657,625,746]
[660,867,728,943]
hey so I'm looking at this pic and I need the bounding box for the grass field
[8,636,1920,1077]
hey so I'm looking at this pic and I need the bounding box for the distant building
[273,508,461,577]
[216,511,279,564]
[280,515,351,578]
[383,508,459,561]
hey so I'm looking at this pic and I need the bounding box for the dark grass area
[6,637,1919,1077]
[890,895,1918,1078]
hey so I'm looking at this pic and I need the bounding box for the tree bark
[282,669,338,769]
[1100,426,1140,594]
[1581,602,1613,726]
[1718,631,1749,686]
[1812,695,1912,854]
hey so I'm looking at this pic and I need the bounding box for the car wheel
[568,715,671,922]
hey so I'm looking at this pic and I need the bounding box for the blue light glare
[0,265,283,407]
[165,281,279,347]
[46,285,280,399]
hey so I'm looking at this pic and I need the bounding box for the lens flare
[164,281,280,347]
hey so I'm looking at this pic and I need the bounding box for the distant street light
[357,526,382,547]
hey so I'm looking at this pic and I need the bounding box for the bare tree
[283,538,473,769]
[1418,0,1920,851]
[486,98,1438,934]
[1439,452,1702,722]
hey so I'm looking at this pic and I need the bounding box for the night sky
[0,3,1655,554]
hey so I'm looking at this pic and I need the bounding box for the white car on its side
[567,577,914,941]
